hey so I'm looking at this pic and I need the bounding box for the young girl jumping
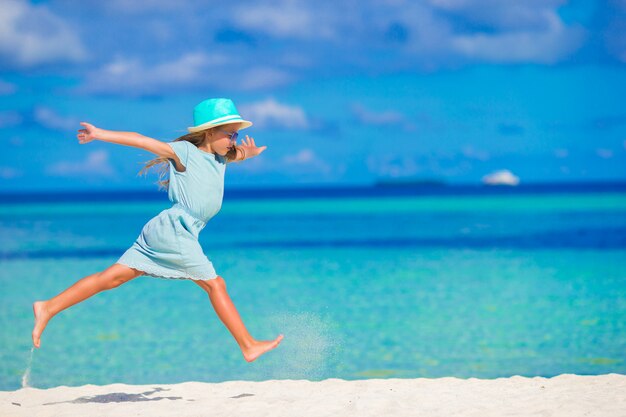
[31,97,284,363]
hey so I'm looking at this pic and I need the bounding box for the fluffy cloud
[482,169,520,185]
[448,11,587,64]
[102,0,183,14]
[351,103,407,127]
[232,148,341,178]
[0,106,78,131]
[237,67,298,91]
[282,149,332,174]
[430,0,587,64]
[45,150,116,177]
[233,2,337,40]
[33,107,79,131]
[77,52,226,96]
[429,0,567,31]
[239,98,309,129]
[7,0,597,96]
[0,0,88,69]
[231,0,588,66]
[77,53,295,96]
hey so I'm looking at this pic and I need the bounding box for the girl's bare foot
[32,301,51,348]
[242,334,284,363]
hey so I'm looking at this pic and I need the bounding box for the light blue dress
[116,140,226,281]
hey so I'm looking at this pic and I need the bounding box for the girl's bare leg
[194,276,283,362]
[32,263,142,348]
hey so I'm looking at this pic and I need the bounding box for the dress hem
[115,260,218,282]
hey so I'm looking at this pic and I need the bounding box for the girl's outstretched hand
[77,122,100,144]
[238,135,267,159]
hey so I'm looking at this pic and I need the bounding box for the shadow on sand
[40,386,257,405]
[42,387,187,405]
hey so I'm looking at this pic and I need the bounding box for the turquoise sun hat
[187,98,253,133]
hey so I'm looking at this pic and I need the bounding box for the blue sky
[0,0,625,191]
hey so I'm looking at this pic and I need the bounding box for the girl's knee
[205,275,226,292]
[102,264,139,288]
[104,276,127,289]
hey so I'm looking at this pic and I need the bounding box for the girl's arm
[77,122,176,160]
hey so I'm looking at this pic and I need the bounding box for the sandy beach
[2,373,625,417]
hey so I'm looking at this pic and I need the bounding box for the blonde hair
[138,126,238,191]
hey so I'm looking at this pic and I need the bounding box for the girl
[31,97,284,363]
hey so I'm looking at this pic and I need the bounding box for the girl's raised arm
[77,122,175,160]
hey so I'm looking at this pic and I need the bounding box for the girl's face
[207,123,241,156]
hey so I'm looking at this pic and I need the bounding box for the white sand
[2,373,625,417]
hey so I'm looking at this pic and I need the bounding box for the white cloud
[428,0,566,31]
[78,53,294,95]
[0,0,592,102]
[35,0,592,99]
[596,148,614,159]
[351,102,417,132]
[34,106,78,131]
[227,1,588,67]
[46,150,116,177]
[103,0,183,14]
[351,103,405,125]
[482,169,520,185]
[234,147,337,176]
[284,149,315,164]
[231,147,343,178]
[78,52,227,95]
[239,97,309,129]
[282,149,332,174]
[448,10,587,64]
[234,2,336,40]
[238,67,297,91]
[0,106,77,130]
[0,0,88,68]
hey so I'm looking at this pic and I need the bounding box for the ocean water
[0,184,625,390]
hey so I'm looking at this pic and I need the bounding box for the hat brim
[187,119,253,133]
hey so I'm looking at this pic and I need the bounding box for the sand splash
[21,347,35,388]
[261,310,341,379]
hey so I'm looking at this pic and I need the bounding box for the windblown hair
[138,126,238,191]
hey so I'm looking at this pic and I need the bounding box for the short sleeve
[168,141,190,173]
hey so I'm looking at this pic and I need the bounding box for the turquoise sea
[1,183,625,390]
